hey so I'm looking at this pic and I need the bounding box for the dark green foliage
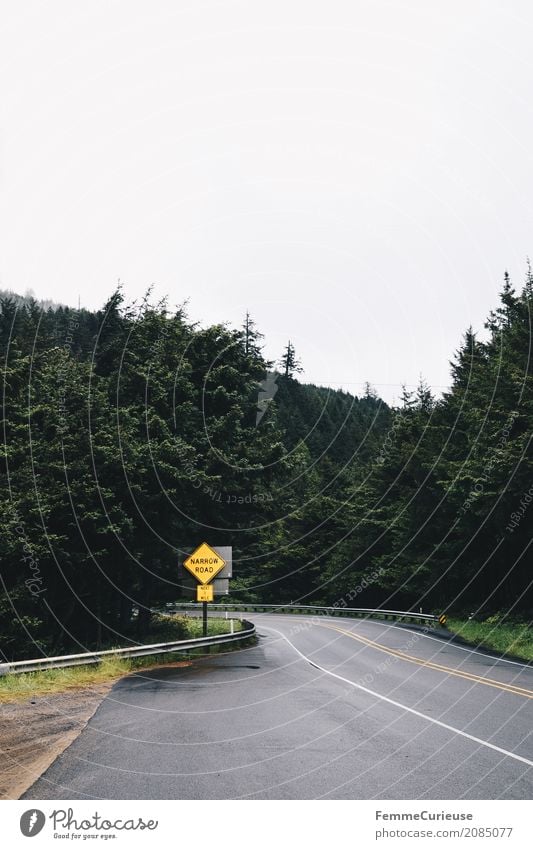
[1,270,532,660]
[321,271,533,617]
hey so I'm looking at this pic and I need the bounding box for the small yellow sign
[197,584,214,602]
[183,543,226,585]
[439,613,447,626]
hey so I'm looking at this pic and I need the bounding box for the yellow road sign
[438,613,447,626]
[197,584,214,602]
[183,542,226,585]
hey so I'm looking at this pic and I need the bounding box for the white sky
[2,1,533,402]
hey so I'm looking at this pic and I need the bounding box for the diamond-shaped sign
[183,543,226,585]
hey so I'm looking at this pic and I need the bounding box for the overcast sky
[2,1,533,402]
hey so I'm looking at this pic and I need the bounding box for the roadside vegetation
[0,615,246,704]
[447,616,533,663]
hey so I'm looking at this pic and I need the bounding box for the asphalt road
[23,614,533,799]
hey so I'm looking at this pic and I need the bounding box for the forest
[1,270,532,660]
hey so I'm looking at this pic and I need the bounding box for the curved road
[23,614,533,799]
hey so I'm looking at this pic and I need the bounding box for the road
[23,614,533,799]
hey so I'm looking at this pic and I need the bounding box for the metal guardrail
[1,605,441,676]
[165,602,440,625]
[0,619,256,677]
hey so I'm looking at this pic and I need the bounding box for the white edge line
[265,626,533,770]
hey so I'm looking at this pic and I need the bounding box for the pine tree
[241,311,265,359]
[416,375,434,413]
[279,340,303,379]
[400,383,416,409]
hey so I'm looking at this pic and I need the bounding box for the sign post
[183,543,226,636]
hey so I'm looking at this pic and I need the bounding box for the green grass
[0,614,246,704]
[184,615,244,638]
[447,615,533,663]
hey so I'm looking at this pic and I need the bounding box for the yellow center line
[317,622,533,700]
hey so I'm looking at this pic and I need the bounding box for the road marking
[370,621,531,668]
[226,610,532,668]
[318,623,533,700]
[266,626,533,769]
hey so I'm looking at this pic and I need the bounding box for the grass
[446,615,533,663]
[184,615,244,638]
[0,614,247,704]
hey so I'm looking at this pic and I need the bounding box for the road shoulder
[0,683,113,800]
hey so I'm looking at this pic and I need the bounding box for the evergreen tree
[241,311,265,359]
[279,340,303,379]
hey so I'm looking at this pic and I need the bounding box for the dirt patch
[0,660,196,799]
[0,684,113,799]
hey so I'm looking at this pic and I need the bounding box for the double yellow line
[318,623,533,700]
